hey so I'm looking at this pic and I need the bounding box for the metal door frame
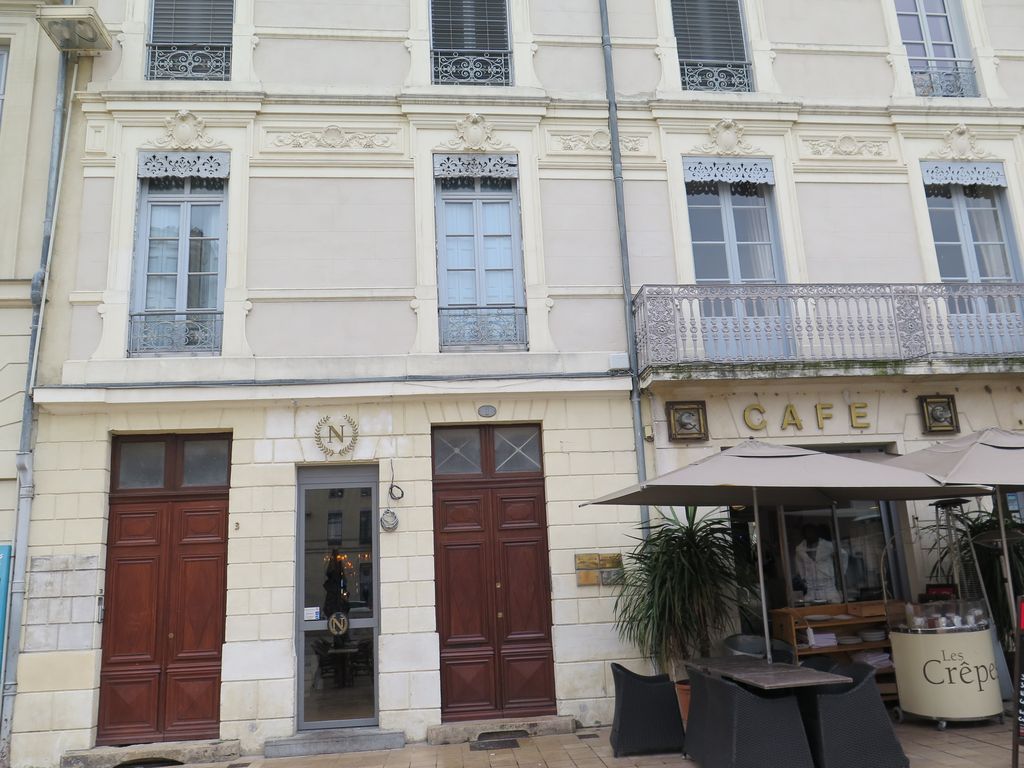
[296,464,380,730]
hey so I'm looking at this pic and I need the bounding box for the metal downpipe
[0,43,73,766]
[598,0,650,535]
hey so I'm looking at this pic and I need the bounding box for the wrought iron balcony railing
[910,59,979,98]
[634,283,1024,372]
[439,306,527,349]
[680,59,753,92]
[128,311,223,356]
[147,44,232,81]
[432,49,512,85]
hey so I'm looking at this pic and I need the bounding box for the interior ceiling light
[36,7,112,54]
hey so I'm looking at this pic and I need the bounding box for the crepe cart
[890,600,1003,730]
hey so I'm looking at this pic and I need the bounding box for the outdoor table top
[686,656,854,690]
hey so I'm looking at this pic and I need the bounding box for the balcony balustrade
[439,306,527,349]
[679,59,753,92]
[431,49,511,86]
[128,311,223,356]
[634,283,1024,372]
[147,44,231,81]
[910,59,979,98]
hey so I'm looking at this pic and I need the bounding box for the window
[684,158,784,359]
[670,0,751,92]
[148,0,234,81]
[434,154,526,350]
[923,165,1024,355]
[130,167,227,356]
[431,0,511,86]
[896,0,977,97]
[0,47,8,125]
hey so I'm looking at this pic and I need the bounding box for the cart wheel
[936,720,947,731]
[892,707,903,724]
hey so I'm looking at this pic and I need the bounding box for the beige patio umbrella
[885,428,1024,632]
[589,440,990,663]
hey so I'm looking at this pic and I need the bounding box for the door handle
[168,632,174,639]
[497,612,503,619]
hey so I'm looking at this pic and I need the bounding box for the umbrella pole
[753,488,773,664]
[995,486,1017,640]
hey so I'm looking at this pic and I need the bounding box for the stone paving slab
[189,721,1011,768]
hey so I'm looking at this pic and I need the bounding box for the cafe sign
[741,401,871,433]
[314,414,359,458]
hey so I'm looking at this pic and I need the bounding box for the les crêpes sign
[741,401,871,433]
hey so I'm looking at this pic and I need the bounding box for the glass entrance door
[297,467,378,728]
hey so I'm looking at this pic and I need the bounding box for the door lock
[168,632,174,639]
[497,612,503,619]
[496,582,501,589]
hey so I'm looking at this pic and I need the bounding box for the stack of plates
[837,636,861,645]
[859,628,887,642]
[804,614,833,622]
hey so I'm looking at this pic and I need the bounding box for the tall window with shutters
[147,0,234,81]
[431,0,512,86]
[670,0,752,92]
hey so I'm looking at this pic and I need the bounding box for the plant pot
[674,680,692,725]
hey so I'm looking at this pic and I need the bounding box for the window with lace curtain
[926,184,1019,285]
[129,176,227,356]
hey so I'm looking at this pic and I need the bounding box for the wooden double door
[433,425,556,721]
[98,435,230,745]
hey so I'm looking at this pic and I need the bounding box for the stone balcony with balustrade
[633,283,1024,382]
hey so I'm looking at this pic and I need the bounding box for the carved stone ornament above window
[271,126,393,150]
[443,113,509,151]
[138,152,230,179]
[683,157,775,185]
[926,123,994,161]
[804,135,889,158]
[691,118,761,156]
[145,110,228,150]
[921,161,1006,187]
[433,154,518,179]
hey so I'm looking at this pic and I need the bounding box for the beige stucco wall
[12,390,645,765]
[797,182,925,283]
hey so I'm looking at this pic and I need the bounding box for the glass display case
[894,599,991,633]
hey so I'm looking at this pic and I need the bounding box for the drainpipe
[598,0,650,535]
[0,35,75,767]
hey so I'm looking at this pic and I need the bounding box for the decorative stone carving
[433,154,518,179]
[271,126,393,150]
[137,152,230,178]
[804,135,888,158]
[444,113,509,151]
[926,123,994,161]
[921,161,1007,187]
[683,158,775,185]
[691,118,761,156]
[146,110,227,150]
[552,129,644,153]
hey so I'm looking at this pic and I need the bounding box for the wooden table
[687,656,853,690]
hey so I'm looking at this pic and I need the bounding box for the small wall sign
[919,394,960,434]
[314,414,359,457]
[666,401,709,441]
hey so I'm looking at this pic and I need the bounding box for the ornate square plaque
[918,394,960,434]
[666,401,709,442]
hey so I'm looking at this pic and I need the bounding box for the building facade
[6,0,1024,765]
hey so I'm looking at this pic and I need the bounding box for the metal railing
[439,306,527,349]
[634,283,1024,370]
[128,311,223,356]
[679,59,753,92]
[910,59,979,97]
[432,49,512,85]
[147,44,232,81]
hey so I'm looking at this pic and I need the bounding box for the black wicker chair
[609,663,685,757]
[685,668,814,768]
[798,662,909,768]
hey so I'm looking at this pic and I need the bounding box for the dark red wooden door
[433,426,555,721]
[98,499,227,744]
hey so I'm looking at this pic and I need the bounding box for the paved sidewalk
[206,720,1012,768]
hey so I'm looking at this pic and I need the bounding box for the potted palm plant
[613,506,755,720]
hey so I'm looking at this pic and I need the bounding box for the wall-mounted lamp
[36,7,112,54]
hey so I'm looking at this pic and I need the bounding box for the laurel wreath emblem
[313,414,359,458]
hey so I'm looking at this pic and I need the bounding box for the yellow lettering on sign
[815,402,834,430]
[743,404,767,431]
[327,425,345,443]
[849,403,870,430]
[780,404,804,431]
